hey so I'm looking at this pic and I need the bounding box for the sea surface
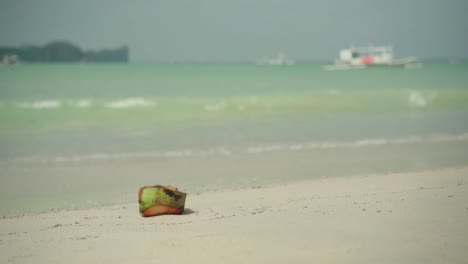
[1,63,467,215]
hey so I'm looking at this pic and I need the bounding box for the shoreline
[1,166,468,263]
[2,164,467,219]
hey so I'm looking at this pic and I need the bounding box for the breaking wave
[408,91,437,108]
[105,98,156,109]
[8,98,157,110]
[17,100,62,109]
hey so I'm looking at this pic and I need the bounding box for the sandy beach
[1,166,467,264]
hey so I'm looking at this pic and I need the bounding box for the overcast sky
[1,0,467,62]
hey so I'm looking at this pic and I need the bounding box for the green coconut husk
[138,185,187,217]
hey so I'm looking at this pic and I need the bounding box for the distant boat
[256,52,295,66]
[324,44,421,70]
[2,54,19,65]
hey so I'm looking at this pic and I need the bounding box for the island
[0,41,129,63]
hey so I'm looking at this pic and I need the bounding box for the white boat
[256,52,295,66]
[2,54,19,65]
[324,44,420,70]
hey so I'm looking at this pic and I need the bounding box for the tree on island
[40,42,83,62]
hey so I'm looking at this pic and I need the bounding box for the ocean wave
[9,147,232,164]
[204,101,227,111]
[74,99,92,108]
[14,99,92,109]
[17,100,62,109]
[408,91,437,108]
[5,132,468,165]
[10,98,157,110]
[105,98,156,109]
[246,133,468,154]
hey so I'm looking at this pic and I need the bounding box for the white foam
[7,133,468,165]
[204,101,227,111]
[10,147,232,164]
[247,144,283,153]
[389,136,423,144]
[18,100,62,109]
[409,91,428,107]
[245,133,468,154]
[165,151,188,158]
[65,99,92,108]
[106,98,156,109]
[288,144,304,151]
[354,139,388,147]
[431,133,468,142]
[75,99,92,108]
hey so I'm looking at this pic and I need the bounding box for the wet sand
[1,167,467,264]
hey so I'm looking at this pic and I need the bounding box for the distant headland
[0,41,128,63]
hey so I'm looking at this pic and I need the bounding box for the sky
[0,0,467,62]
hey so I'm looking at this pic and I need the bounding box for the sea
[1,63,467,216]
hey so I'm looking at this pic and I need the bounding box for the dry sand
[1,167,467,264]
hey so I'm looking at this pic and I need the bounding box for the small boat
[2,54,19,65]
[256,52,295,66]
[324,44,420,70]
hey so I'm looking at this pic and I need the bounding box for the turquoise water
[1,63,468,215]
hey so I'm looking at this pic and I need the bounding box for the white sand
[1,167,467,264]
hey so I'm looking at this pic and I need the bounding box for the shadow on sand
[182,208,196,215]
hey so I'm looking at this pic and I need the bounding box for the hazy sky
[1,0,467,62]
